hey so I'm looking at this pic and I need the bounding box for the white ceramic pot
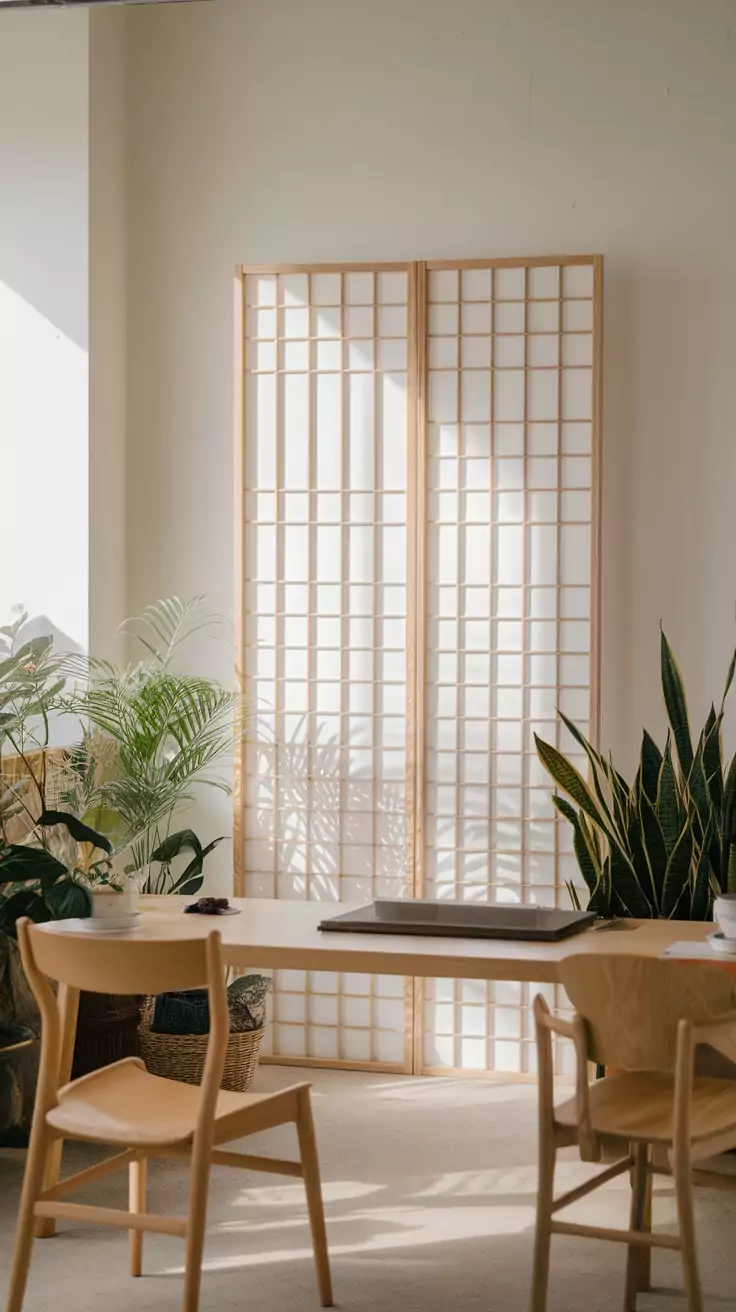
[87,887,139,924]
[714,894,736,942]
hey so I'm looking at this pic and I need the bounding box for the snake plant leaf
[690,849,714,921]
[45,878,91,921]
[722,754,736,873]
[534,734,609,834]
[600,756,630,837]
[702,705,724,814]
[556,712,615,830]
[638,785,667,914]
[662,822,694,918]
[729,843,736,895]
[552,794,601,895]
[661,630,694,778]
[657,738,682,856]
[686,730,711,841]
[721,648,736,715]
[609,842,652,918]
[566,881,583,911]
[640,730,663,804]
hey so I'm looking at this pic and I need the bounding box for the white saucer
[707,932,736,956]
[81,913,141,934]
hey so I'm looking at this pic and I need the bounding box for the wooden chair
[7,919,333,1312]
[530,953,736,1312]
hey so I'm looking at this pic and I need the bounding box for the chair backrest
[560,953,736,1072]
[21,922,213,997]
[18,919,229,1135]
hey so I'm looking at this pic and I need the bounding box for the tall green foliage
[535,632,736,920]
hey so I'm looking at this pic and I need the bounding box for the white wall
[125,0,736,880]
[89,8,128,663]
[0,11,89,659]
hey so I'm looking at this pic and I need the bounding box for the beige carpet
[1,1067,735,1311]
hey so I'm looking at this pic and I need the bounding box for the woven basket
[137,998,264,1092]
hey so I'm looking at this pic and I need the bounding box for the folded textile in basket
[150,975,272,1035]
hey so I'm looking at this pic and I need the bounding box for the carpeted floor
[1,1067,735,1311]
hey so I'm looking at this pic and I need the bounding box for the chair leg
[6,1126,54,1312]
[624,1143,649,1312]
[181,1143,213,1312]
[530,1131,555,1312]
[296,1089,333,1308]
[672,1151,703,1312]
[129,1157,147,1277]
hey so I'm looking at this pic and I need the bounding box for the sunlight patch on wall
[0,281,88,652]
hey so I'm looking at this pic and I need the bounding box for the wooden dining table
[33,898,722,1238]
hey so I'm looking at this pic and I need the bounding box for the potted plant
[535,631,736,920]
[67,597,242,896]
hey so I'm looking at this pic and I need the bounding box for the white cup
[713,894,736,942]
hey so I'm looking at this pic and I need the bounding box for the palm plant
[68,598,244,893]
[535,631,736,921]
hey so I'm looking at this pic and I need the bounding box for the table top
[37,898,719,984]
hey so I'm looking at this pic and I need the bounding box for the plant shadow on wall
[535,631,736,920]
[246,711,409,903]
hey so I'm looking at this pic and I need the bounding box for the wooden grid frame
[235,255,603,1078]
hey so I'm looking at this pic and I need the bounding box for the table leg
[35,982,80,1239]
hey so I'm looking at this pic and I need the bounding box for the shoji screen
[418,258,601,1075]
[236,255,602,1078]
[236,265,415,1070]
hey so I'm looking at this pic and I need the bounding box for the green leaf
[168,835,225,895]
[691,850,713,921]
[640,730,663,803]
[662,822,694,918]
[638,786,667,913]
[45,879,91,921]
[552,795,601,895]
[0,844,68,891]
[728,842,736,895]
[38,810,113,855]
[534,735,609,833]
[608,835,653,918]
[0,888,53,939]
[721,648,736,714]
[151,828,203,865]
[556,712,617,832]
[702,705,724,814]
[657,738,682,856]
[661,630,693,778]
[566,881,583,911]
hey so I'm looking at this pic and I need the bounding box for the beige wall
[89,8,129,663]
[0,10,89,659]
[122,0,736,876]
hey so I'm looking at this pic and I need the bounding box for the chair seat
[556,1070,736,1147]
[47,1058,304,1148]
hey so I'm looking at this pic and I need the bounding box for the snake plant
[535,632,736,920]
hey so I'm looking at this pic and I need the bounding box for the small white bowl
[713,894,736,943]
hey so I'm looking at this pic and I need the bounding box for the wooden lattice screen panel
[236,265,415,1070]
[418,257,601,1076]
[236,255,602,1078]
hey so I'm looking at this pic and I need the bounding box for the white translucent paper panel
[243,268,411,1068]
[423,261,596,1076]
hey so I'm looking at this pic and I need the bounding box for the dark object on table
[319,900,597,941]
[0,1024,39,1148]
[149,974,272,1035]
[184,896,230,915]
